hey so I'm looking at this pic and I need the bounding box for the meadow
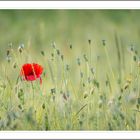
[0,10,140,130]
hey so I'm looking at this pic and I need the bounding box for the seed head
[42,103,45,109]
[6,56,11,63]
[70,44,72,49]
[51,88,56,94]
[88,39,91,45]
[80,72,83,78]
[88,77,91,83]
[51,53,54,57]
[90,67,95,75]
[77,58,81,66]
[51,42,56,49]
[84,92,88,99]
[66,64,70,71]
[130,44,134,51]
[56,49,60,55]
[8,42,13,48]
[13,63,17,69]
[61,55,64,61]
[102,39,106,46]
[6,50,10,56]
[18,43,24,53]
[108,99,114,107]
[90,88,94,95]
[83,83,85,87]
[41,51,45,56]
[83,54,88,62]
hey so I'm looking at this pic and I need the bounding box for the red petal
[20,63,43,82]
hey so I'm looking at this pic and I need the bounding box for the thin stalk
[104,47,116,89]
[31,82,35,109]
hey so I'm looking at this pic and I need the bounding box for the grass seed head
[8,42,13,49]
[66,64,70,71]
[41,51,45,56]
[83,54,88,62]
[102,39,106,46]
[51,88,56,94]
[13,63,17,69]
[88,39,91,45]
[70,44,72,49]
[56,49,60,55]
[6,56,11,63]
[6,50,10,56]
[80,72,83,78]
[18,43,24,53]
[51,42,56,49]
[61,55,64,61]
[90,68,95,75]
[77,58,81,66]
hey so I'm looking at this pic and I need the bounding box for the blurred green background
[0,10,140,56]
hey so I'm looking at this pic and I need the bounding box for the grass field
[0,10,140,130]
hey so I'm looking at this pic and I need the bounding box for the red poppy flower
[20,63,43,84]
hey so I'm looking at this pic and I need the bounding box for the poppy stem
[39,77,43,96]
[31,82,35,109]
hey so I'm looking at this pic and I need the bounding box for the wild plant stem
[31,82,35,109]
[104,47,116,88]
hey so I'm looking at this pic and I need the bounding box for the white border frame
[0,1,139,9]
[0,1,140,139]
[0,131,140,139]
